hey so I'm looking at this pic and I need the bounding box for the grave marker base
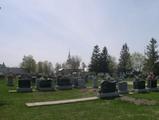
[134,89,148,93]
[56,86,73,90]
[146,88,159,92]
[118,90,129,94]
[97,92,119,98]
[17,88,32,92]
[37,88,55,91]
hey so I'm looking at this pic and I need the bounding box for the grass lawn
[1,79,159,120]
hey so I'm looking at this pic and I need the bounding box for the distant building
[7,67,28,75]
[58,68,82,76]
[0,63,28,76]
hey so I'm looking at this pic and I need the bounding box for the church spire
[66,50,71,69]
[68,50,71,60]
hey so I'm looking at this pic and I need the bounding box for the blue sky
[0,0,159,67]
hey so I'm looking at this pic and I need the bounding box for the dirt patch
[120,96,157,105]
[80,88,97,94]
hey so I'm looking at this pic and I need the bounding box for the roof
[0,67,27,75]
[8,68,27,75]
[0,67,8,74]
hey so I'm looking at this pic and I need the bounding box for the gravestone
[77,78,86,88]
[17,79,32,92]
[92,75,98,88]
[133,80,147,93]
[56,77,73,90]
[31,76,36,85]
[147,80,158,91]
[72,77,78,88]
[36,79,55,91]
[7,75,14,86]
[98,80,119,98]
[117,82,128,94]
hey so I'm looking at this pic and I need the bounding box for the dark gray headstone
[133,80,147,93]
[72,77,78,88]
[117,82,128,94]
[31,76,36,85]
[92,76,98,88]
[7,76,14,86]
[147,80,159,91]
[98,80,119,98]
[36,79,55,91]
[17,79,32,92]
[77,78,86,88]
[147,80,157,88]
[133,80,145,89]
[56,77,72,90]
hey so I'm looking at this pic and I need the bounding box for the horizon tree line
[19,38,159,76]
[89,38,159,76]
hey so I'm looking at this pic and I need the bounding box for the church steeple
[68,50,71,60]
[66,50,71,69]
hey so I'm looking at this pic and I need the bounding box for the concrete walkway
[26,97,98,107]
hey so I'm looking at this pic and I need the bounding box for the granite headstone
[98,80,119,98]
[56,77,72,90]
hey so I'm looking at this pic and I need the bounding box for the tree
[20,55,36,73]
[118,43,132,74]
[43,61,54,75]
[69,56,81,69]
[108,56,117,75]
[65,52,82,69]
[37,61,54,75]
[89,45,100,74]
[99,46,109,74]
[37,61,43,73]
[144,38,159,74]
[131,52,145,72]
[48,62,54,75]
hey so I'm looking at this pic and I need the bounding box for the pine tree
[89,45,100,74]
[99,46,109,74]
[108,56,117,75]
[118,43,132,74]
[144,38,159,74]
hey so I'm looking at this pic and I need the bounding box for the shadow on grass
[100,96,120,100]
[0,100,9,106]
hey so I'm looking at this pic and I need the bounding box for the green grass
[1,79,159,120]
[129,92,159,101]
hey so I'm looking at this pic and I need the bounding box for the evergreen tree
[89,45,100,74]
[99,46,109,74]
[144,38,159,74]
[118,43,132,74]
[108,56,117,75]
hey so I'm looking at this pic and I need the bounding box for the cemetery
[1,1,159,119]
[1,39,159,119]
[1,72,159,120]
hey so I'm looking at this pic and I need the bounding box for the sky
[0,0,159,67]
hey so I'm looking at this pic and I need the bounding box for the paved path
[26,97,98,107]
